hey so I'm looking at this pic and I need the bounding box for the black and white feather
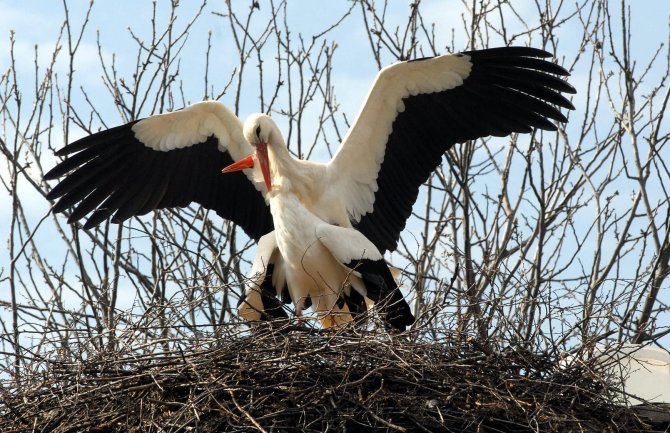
[45,46,575,329]
[45,102,273,240]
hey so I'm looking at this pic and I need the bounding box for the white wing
[327,47,574,252]
[315,223,384,264]
[133,102,244,154]
[327,53,472,221]
[46,101,273,239]
[315,222,415,330]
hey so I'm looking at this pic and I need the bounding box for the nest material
[0,326,653,432]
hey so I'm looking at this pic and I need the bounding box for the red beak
[222,155,254,173]
[221,142,272,192]
[255,142,272,192]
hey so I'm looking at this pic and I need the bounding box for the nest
[0,325,655,432]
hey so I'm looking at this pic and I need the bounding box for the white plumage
[45,47,575,330]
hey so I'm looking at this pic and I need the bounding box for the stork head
[224,114,280,192]
[242,113,279,147]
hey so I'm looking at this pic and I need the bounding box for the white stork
[223,124,414,329]
[45,46,575,330]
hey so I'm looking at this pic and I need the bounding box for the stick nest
[0,326,655,432]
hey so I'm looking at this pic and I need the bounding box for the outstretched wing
[327,47,575,252]
[45,101,273,241]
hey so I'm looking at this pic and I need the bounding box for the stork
[224,117,414,329]
[44,46,575,330]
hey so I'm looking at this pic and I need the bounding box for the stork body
[271,187,352,325]
[270,184,372,327]
[44,47,576,330]
[238,192,413,329]
[232,114,414,329]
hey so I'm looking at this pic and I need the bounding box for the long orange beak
[255,142,271,192]
[221,142,272,192]
[222,155,254,173]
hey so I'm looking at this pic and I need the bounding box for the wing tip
[82,209,113,229]
[462,46,552,59]
[44,162,70,181]
[54,148,68,157]
[45,187,61,201]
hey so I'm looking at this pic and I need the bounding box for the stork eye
[255,125,261,139]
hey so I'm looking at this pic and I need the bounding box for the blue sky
[1,1,669,347]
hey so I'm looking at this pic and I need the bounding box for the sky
[1,0,670,351]
[0,0,474,277]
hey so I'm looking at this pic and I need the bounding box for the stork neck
[268,145,311,198]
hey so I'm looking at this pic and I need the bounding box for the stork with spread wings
[46,47,575,330]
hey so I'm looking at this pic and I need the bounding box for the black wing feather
[67,165,131,221]
[346,258,414,331]
[46,121,273,241]
[354,46,575,252]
